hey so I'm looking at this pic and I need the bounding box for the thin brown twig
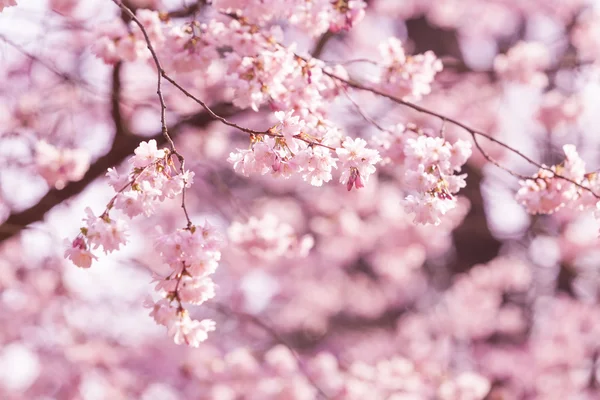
[339,85,386,132]
[116,0,196,227]
[115,1,336,153]
[320,69,600,198]
[214,13,586,197]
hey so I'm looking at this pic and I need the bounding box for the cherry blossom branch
[322,70,600,198]
[0,104,237,244]
[339,85,386,132]
[311,30,334,58]
[115,2,336,153]
[115,0,197,228]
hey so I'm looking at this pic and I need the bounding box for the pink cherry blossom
[64,237,97,269]
[130,139,167,168]
[516,144,586,214]
[376,37,443,101]
[336,137,381,191]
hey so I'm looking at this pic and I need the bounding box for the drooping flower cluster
[35,140,91,190]
[64,139,218,346]
[64,140,194,268]
[376,37,443,101]
[373,124,472,225]
[494,41,550,87]
[228,214,314,260]
[516,144,590,214]
[148,221,223,347]
[336,137,382,191]
[63,207,129,270]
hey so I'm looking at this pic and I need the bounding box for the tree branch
[0,103,239,244]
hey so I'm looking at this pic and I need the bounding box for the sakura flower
[64,237,97,269]
[161,170,194,200]
[377,37,443,101]
[274,110,304,152]
[398,134,471,224]
[130,139,167,168]
[297,147,337,186]
[169,314,216,347]
[336,137,381,190]
[329,0,367,32]
[147,298,177,327]
[106,167,129,191]
[82,208,128,253]
[404,193,456,225]
[177,276,216,305]
[516,144,586,214]
[228,149,257,177]
[114,191,146,218]
[148,300,217,347]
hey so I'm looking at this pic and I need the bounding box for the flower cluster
[64,139,218,346]
[376,37,443,101]
[64,140,193,268]
[228,214,314,260]
[516,144,590,214]
[494,41,550,87]
[92,12,345,117]
[373,124,472,225]
[148,221,223,347]
[336,137,382,191]
[228,111,380,190]
[218,19,343,113]
[35,140,90,190]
